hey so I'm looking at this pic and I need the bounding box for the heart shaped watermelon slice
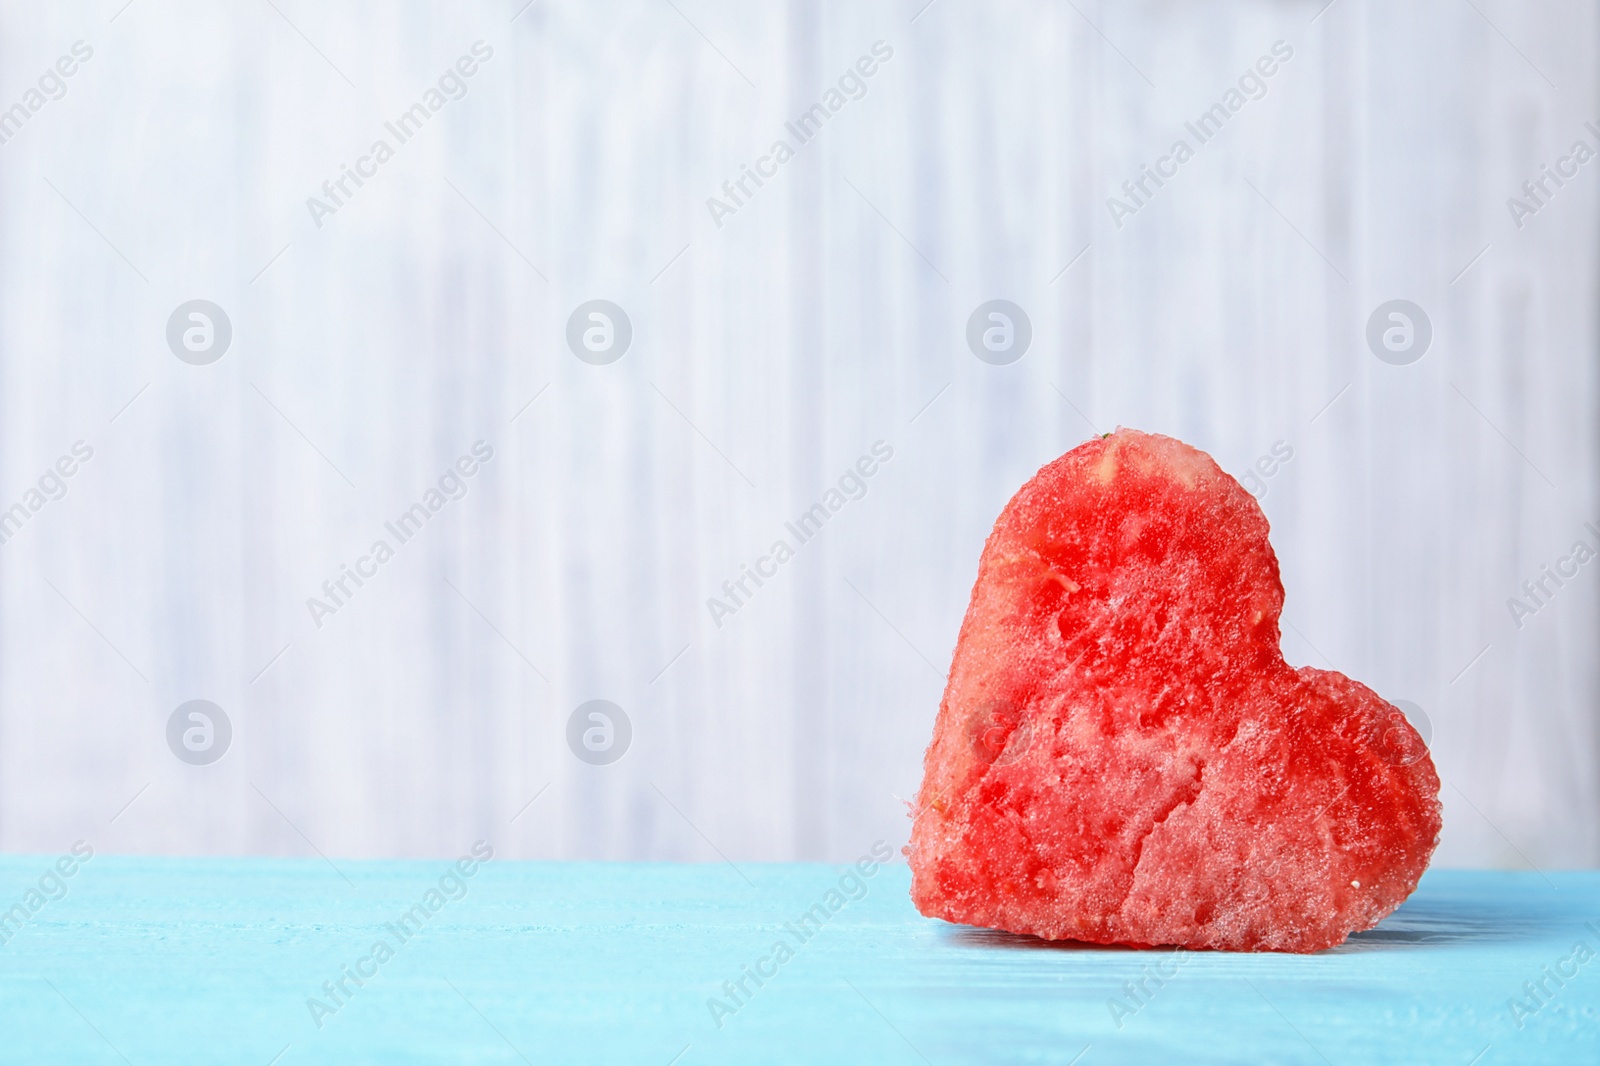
[907,429,1441,952]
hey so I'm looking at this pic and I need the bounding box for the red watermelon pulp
[907,429,1442,953]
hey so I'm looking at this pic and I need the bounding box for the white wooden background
[0,0,1594,870]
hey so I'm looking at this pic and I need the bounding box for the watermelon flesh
[907,429,1441,953]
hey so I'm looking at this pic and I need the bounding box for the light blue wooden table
[0,857,1593,1064]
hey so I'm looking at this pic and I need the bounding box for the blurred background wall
[0,0,1594,870]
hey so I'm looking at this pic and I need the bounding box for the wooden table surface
[0,857,1593,1064]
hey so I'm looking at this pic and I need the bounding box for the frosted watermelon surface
[907,429,1441,953]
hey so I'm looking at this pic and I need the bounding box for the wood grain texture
[0,857,1594,1063]
[0,1,1593,868]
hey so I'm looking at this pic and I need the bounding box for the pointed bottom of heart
[907,429,1442,953]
